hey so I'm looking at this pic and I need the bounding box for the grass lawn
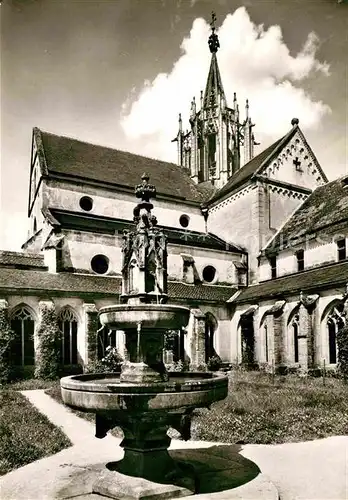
[192,371,348,444]
[47,371,348,445]
[0,384,71,476]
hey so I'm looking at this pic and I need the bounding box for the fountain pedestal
[106,411,195,490]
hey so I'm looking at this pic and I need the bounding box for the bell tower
[174,13,257,189]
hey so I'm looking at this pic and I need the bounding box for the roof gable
[206,124,328,206]
[35,128,208,204]
[206,134,288,205]
[256,127,328,190]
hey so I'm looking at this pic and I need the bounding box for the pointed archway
[205,312,218,362]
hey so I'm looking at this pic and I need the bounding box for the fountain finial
[121,174,168,304]
[135,173,156,202]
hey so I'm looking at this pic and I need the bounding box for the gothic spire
[203,12,226,108]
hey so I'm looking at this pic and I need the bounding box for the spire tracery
[173,12,258,187]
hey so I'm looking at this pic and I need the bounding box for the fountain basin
[99,304,190,331]
[61,371,228,412]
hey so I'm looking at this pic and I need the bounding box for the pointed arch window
[208,133,216,178]
[239,311,255,365]
[205,312,218,362]
[10,306,35,366]
[58,308,78,365]
[327,303,345,364]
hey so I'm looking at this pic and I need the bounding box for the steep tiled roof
[0,268,236,303]
[168,281,237,302]
[0,251,47,270]
[49,209,243,253]
[0,268,121,297]
[36,128,206,203]
[265,177,348,252]
[205,135,286,205]
[235,261,348,303]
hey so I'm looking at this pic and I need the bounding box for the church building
[1,16,347,376]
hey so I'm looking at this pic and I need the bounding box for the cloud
[120,7,330,162]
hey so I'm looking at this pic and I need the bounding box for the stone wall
[259,237,344,281]
[43,181,206,233]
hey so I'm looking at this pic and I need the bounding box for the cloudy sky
[1,0,347,250]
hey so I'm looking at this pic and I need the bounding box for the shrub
[0,307,16,384]
[164,330,179,351]
[34,304,62,380]
[166,359,190,372]
[308,368,322,378]
[85,346,123,374]
[207,355,222,371]
[337,323,348,382]
[275,365,288,376]
[194,363,208,372]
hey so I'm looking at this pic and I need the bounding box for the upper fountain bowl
[99,303,190,331]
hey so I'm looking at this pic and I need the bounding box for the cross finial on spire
[208,11,220,53]
[210,11,217,31]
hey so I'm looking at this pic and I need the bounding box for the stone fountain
[60,174,228,498]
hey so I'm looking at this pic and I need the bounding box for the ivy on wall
[337,323,348,382]
[86,313,99,366]
[35,303,62,380]
[0,307,16,384]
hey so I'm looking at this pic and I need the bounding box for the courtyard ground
[0,388,347,500]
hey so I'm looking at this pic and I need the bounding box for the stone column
[272,312,284,367]
[188,309,206,369]
[267,301,286,369]
[298,303,311,373]
[298,293,319,373]
[83,303,98,367]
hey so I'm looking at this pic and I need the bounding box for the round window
[179,214,190,228]
[79,196,93,211]
[202,265,216,283]
[91,254,109,274]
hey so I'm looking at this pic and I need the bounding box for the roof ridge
[37,127,181,169]
[205,132,290,206]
